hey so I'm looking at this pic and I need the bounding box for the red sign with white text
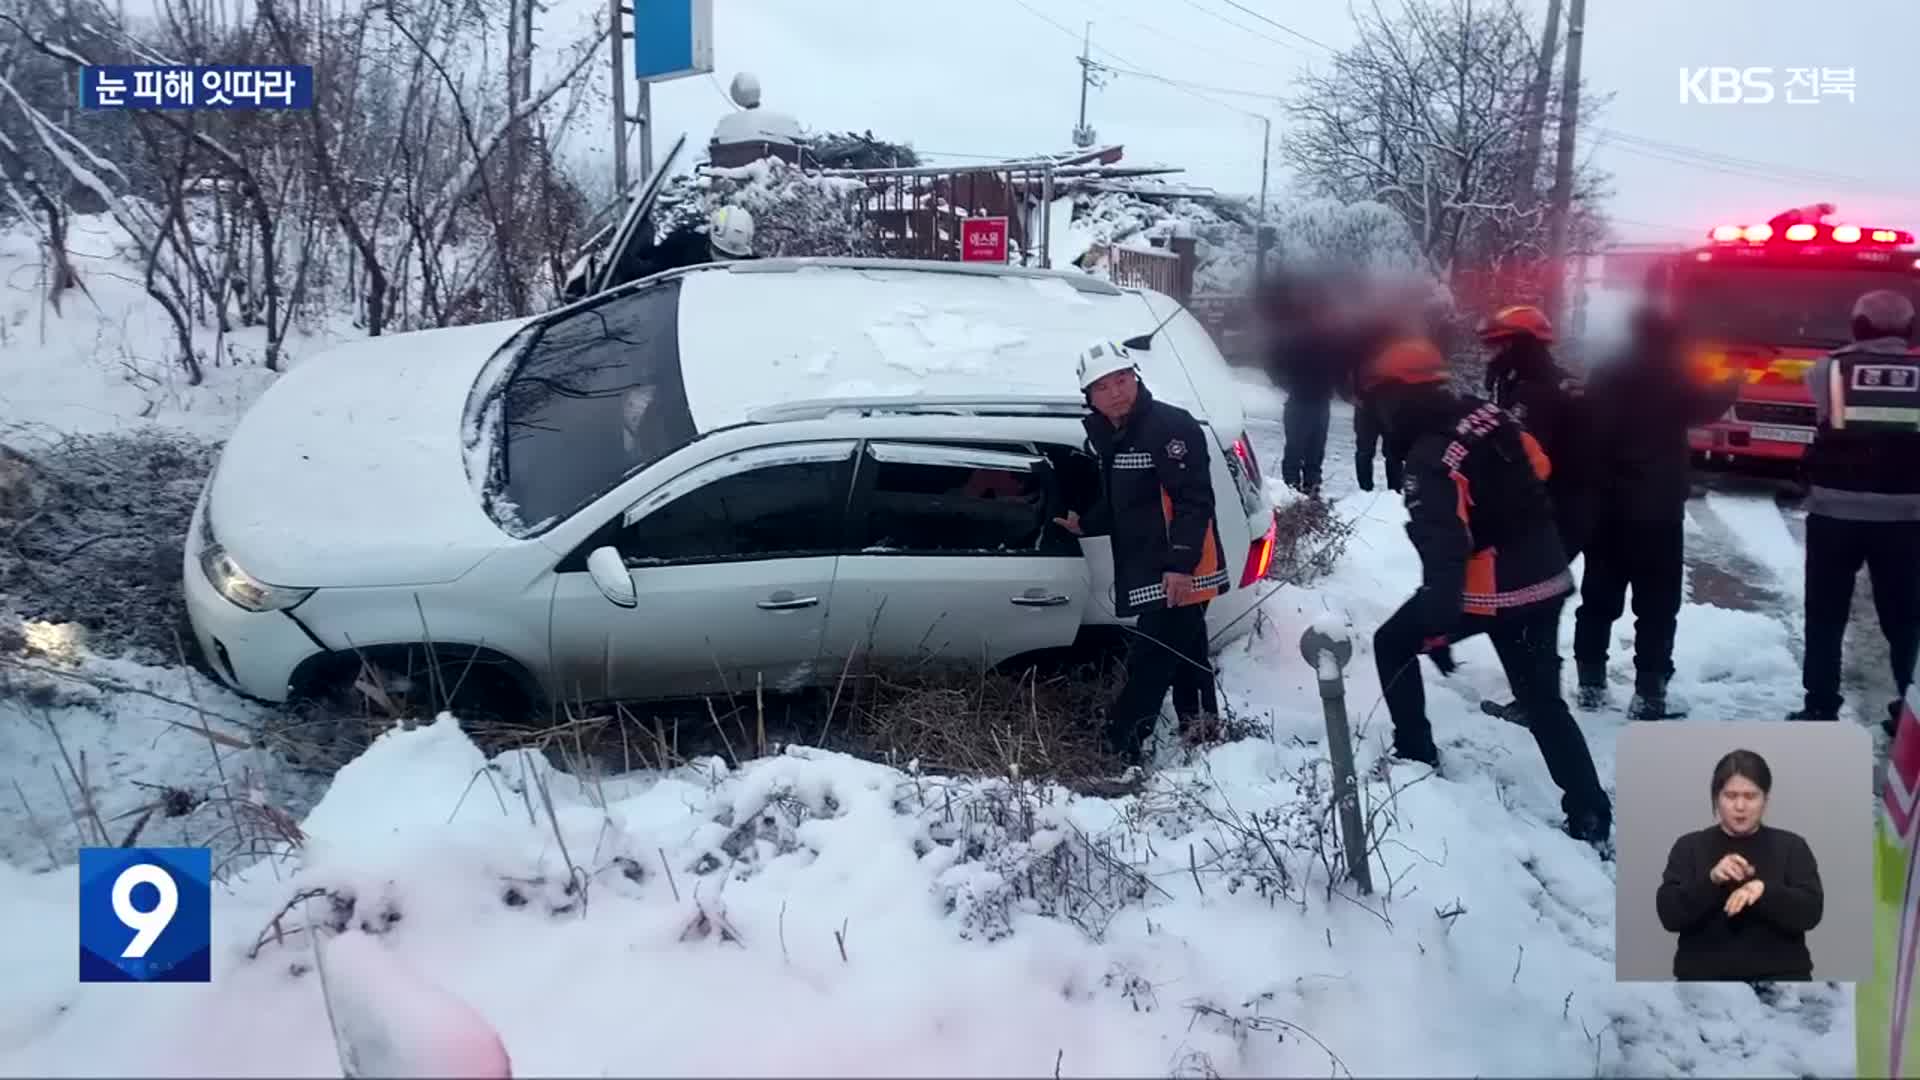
[961,216,1009,263]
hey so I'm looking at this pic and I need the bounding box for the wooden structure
[814,146,1196,267]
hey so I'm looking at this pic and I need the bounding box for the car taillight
[1241,512,1277,586]
[1232,434,1263,489]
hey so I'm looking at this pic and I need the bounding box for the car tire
[284,646,540,765]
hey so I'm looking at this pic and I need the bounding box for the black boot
[1574,662,1608,712]
[1565,810,1614,859]
[1480,699,1527,725]
[1788,704,1841,722]
[1391,737,1439,769]
[1627,676,1687,721]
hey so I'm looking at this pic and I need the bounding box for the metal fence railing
[817,161,1058,265]
[1107,244,1182,296]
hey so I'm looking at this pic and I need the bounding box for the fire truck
[1644,204,1920,471]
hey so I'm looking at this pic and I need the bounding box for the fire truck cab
[1647,205,1920,470]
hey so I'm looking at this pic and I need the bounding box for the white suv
[184,259,1279,714]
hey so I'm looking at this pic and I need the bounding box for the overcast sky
[565,0,1920,249]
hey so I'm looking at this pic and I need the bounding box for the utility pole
[1515,0,1563,215]
[638,82,654,184]
[608,0,629,199]
[1542,0,1585,326]
[1072,23,1095,148]
[1257,114,1271,219]
[1254,113,1273,285]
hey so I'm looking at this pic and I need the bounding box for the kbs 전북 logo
[78,847,212,983]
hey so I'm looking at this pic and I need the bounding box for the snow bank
[0,636,319,869]
[0,215,349,441]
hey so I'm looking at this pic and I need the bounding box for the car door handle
[1010,592,1071,607]
[757,595,821,611]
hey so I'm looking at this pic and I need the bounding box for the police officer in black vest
[1792,289,1920,735]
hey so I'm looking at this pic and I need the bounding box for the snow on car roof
[675,261,1209,432]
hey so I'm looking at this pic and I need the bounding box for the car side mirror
[586,546,638,608]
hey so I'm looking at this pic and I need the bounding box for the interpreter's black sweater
[1655,824,1824,981]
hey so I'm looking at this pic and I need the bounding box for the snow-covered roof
[673,260,1212,432]
[713,108,802,147]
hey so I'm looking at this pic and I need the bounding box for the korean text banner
[80,66,313,109]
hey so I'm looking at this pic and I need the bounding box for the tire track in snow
[1694,486,1896,741]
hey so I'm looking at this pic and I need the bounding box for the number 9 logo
[112,863,179,958]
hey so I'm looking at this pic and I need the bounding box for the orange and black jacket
[1396,388,1572,628]
[1081,384,1231,618]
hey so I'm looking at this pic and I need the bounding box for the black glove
[1419,634,1457,676]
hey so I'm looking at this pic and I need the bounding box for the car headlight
[197,516,313,612]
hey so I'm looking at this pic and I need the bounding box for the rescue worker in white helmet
[1053,340,1230,769]
[708,205,757,260]
[1793,288,1920,735]
[559,205,756,303]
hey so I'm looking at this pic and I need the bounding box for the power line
[1596,127,1916,199]
[1170,0,1319,57]
[1607,215,1702,235]
[1003,0,1265,121]
[1071,0,1285,72]
[1088,58,1282,106]
[1207,0,1338,53]
[1597,136,1920,203]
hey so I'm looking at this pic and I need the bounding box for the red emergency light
[1707,218,1913,247]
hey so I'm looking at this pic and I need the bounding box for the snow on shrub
[707,158,883,259]
[651,157,883,259]
[1068,187,1435,297]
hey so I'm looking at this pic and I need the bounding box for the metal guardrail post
[1300,625,1373,896]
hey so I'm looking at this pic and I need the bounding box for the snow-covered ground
[0,227,1873,1078]
[0,216,352,444]
[0,475,1858,1075]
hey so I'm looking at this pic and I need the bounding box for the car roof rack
[746,394,1089,424]
[723,257,1127,296]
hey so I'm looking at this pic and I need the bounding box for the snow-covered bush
[707,158,883,259]
[649,156,884,259]
[1066,187,1436,298]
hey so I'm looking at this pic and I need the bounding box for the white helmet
[710,205,755,258]
[1076,339,1136,390]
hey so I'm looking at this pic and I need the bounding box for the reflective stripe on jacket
[1082,385,1230,619]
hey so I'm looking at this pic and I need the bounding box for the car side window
[855,442,1059,555]
[616,444,856,565]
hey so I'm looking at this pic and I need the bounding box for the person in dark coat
[1278,355,1335,496]
[1474,305,1593,725]
[1792,289,1920,734]
[1656,749,1823,981]
[1353,336,1612,851]
[1259,277,1337,495]
[1575,302,1743,720]
[1055,340,1231,766]
[1354,400,1404,492]
[560,207,756,303]
[1477,305,1595,556]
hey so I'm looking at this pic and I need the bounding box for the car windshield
[492,279,698,529]
[1674,263,1920,349]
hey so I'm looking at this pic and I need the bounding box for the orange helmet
[1476,304,1554,344]
[1358,338,1449,393]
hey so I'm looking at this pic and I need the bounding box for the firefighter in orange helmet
[1477,305,1594,556]
[1348,335,1613,853]
[1474,305,1595,726]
